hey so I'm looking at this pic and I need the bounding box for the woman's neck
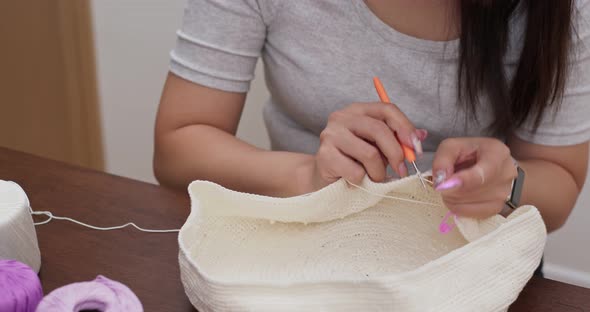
[363,0,460,41]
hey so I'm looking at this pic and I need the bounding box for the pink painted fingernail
[416,129,428,141]
[398,163,408,178]
[433,170,446,188]
[411,133,423,157]
[435,177,462,191]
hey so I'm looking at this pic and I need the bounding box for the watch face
[510,166,525,208]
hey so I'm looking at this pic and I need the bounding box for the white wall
[91,0,589,288]
[90,0,269,183]
[544,167,590,288]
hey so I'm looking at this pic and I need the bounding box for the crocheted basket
[178,175,546,312]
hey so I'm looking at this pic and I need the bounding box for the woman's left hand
[432,137,518,219]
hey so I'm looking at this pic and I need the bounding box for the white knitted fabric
[178,175,546,312]
[0,180,41,273]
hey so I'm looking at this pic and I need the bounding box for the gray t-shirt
[170,0,590,168]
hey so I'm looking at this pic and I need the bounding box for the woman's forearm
[154,124,313,197]
[516,159,581,232]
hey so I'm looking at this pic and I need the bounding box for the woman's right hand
[299,102,426,193]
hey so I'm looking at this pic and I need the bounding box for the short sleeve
[169,0,268,93]
[514,0,590,146]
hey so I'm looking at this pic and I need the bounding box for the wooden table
[1,147,589,311]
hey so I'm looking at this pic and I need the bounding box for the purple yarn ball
[0,259,43,312]
[35,275,142,312]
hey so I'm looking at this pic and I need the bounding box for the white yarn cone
[0,180,41,273]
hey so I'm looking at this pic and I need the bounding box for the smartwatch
[506,164,525,210]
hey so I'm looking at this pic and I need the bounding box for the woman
[154,0,589,233]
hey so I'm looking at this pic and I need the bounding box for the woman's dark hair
[458,0,574,136]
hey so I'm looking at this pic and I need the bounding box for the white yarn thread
[7,177,437,235]
[30,208,180,233]
[345,180,440,207]
[26,177,439,233]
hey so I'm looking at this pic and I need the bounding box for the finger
[345,116,405,175]
[432,138,480,188]
[448,142,511,193]
[443,200,505,219]
[316,144,366,185]
[501,156,519,181]
[436,162,491,194]
[453,153,477,172]
[416,129,428,141]
[326,128,387,182]
[441,186,507,206]
[347,103,419,152]
[320,121,386,182]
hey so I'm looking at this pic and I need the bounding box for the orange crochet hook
[373,77,426,188]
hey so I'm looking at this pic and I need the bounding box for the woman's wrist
[257,150,315,197]
[291,154,316,196]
